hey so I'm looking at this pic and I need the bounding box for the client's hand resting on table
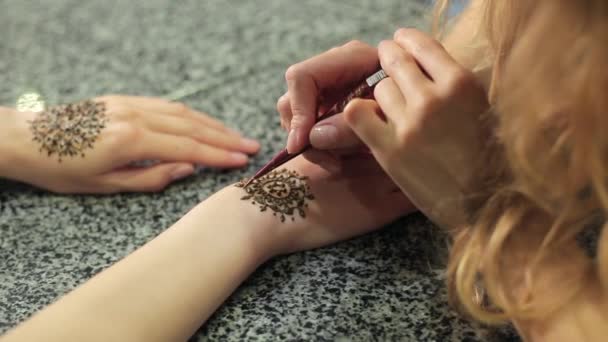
[1,146,414,342]
[0,95,260,193]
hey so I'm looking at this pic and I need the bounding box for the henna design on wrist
[236,169,315,222]
[29,100,108,162]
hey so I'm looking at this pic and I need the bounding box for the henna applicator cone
[244,69,387,187]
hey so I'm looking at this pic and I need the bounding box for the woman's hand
[225,149,416,257]
[340,29,490,229]
[278,40,379,153]
[0,148,414,342]
[0,95,260,194]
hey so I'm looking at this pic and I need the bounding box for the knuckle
[347,98,367,111]
[343,39,366,50]
[377,39,391,52]
[111,106,139,122]
[285,64,305,83]
[276,94,290,113]
[343,98,367,124]
[393,27,413,41]
[112,121,143,143]
[385,55,403,69]
[289,111,310,128]
[379,43,412,70]
[419,37,441,52]
[172,102,190,115]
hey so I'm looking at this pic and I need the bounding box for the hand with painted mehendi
[0,95,260,193]
[2,148,415,342]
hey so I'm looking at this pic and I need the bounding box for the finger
[343,99,392,151]
[378,40,433,97]
[290,40,379,91]
[373,78,408,129]
[142,112,260,154]
[284,40,379,154]
[134,132,249,168]
[309,114,363,150]
[285,69,317,153]
[101,95,238,135]
[276,93,292,131]
[393,28,460,82]
[100,163,195,193]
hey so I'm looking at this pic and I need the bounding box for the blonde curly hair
[433,0,608,327]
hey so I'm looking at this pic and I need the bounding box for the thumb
[101,163,195,193]
[309,114,363,150]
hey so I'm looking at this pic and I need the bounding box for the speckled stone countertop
[0,1,518,340]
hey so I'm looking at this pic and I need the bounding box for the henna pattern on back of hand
[236,169,315,222]
[29,100,107,162]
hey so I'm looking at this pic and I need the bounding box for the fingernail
[231,152,248,164]
[287,129,308,154]
[309,124,338,149]
[241,138,260,151]
[170,164,194,181]
[286,129,299,153]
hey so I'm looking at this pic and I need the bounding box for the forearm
[1,186,273,342]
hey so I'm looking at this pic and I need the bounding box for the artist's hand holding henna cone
[278,39,379,153]
[2,147,414,342]
[282,29,490,230]
[333,29,490,229]
[0,95,260,193]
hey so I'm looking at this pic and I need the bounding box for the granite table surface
[0,0,518,341]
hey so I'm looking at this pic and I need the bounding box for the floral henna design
[29,100,108,162]
[236,169,315,222]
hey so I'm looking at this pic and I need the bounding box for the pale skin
[278,0,607,340]
[2,2,605,342]
[0,95,260,194]
[0,150,414,341]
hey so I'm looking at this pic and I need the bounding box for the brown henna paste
[29,100,108,162]
[236,169,315,222]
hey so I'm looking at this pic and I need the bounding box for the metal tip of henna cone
[242,176,256,188]
[244,148,294,187]
[243,158,277,187]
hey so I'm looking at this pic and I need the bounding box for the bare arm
[0,186,273,341]
[0,152,412,341]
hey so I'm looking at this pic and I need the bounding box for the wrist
[0,108,42,182]
[191,185,282,263]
